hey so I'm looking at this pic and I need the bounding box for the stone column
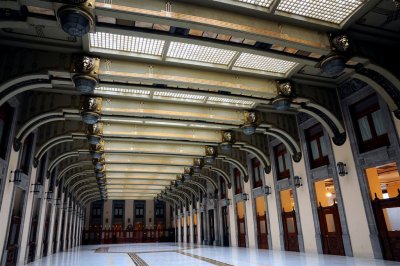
[183,206,187,243]
[55,190,65,252]
[243,175,256,248]
[393,114,400,141]
[196,201,201,244]
[35,178,50,259]
[17,166,38,265]
[331,139,375,258]
[177,213,181,243]
[227,186,237,247]
[46,186,58,255]
[189,204,194,243]
[264,170,281,250]
[62,196,70,251]
[66,200,74,250]
[0,149,20,255]
[292,158,318,253]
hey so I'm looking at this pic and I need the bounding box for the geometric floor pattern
[27,243,400,266]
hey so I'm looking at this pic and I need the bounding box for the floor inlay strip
[128,252,149,266]
[176,250,234,266]
[94,247,109,253]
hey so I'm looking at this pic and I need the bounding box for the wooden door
[256,212,268,249]
[5,216,21,266]
[371,193,400,261]
[193,224,197,243]
[208,210,215,245]
[282,209,299,252]
[27,217,38,263]
[187,225,190,242]
[42,218,49,256]
[318,203,345,255]
[222,206,230,247]
[237,217,246,247]
[200,212,204,243]
[53,220,59,253]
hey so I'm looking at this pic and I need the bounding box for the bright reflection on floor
[27,243,399,266]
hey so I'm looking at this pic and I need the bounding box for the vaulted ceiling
[0,0,398,203]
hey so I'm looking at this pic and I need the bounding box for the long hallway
[27,243,399,266]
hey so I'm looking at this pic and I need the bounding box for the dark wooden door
[282,209,299,252]
[237,217,246,247]
[222,206,230,247]
[42,218,49,257]
[257,212,268,249]
[6,216,21,266]
[187,225,190,242]
[53,220,59,253]
[193,225,197,243]
[371,192,400,261]
[208,210,215,245]
[27,217,38,263]
[318,203,345,256]
[200,212,204,243]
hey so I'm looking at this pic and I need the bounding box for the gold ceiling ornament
[89,139,105,159]
[81,96,102,125]
[192,158,204,173]
[272,81,294,111]
[86,122,103,145]
[204,146,217,165]
[220,130,235,151]
[242,110,260,135]
[71,55,100,95]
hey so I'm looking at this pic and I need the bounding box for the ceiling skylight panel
[153,91,206,103]
[167,42,237,65]
[89,32,165,56]
[276,0,365,24]
[96,87,151,98]
[236,0,274,8]
[234,53,297,74]
[207,96,255,107]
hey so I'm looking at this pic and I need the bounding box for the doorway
[236,201,246,247]
[255,196,268,249]
[222,206,229,247]
[5,188,25,266]
[186,215,190,243]
[280,189,299,252]
[314,178,345,255]
[208,209,215,245]
[193,212,197,243]
[366,162,400,261]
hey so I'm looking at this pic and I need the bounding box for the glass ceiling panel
[89,32,165,56]
[206,96,255,108]
[276,0,365,24]
[235,0,274,8]
[234,53,297,74]
[167,42,237,65]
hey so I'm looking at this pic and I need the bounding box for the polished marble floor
[27,243,400,266]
